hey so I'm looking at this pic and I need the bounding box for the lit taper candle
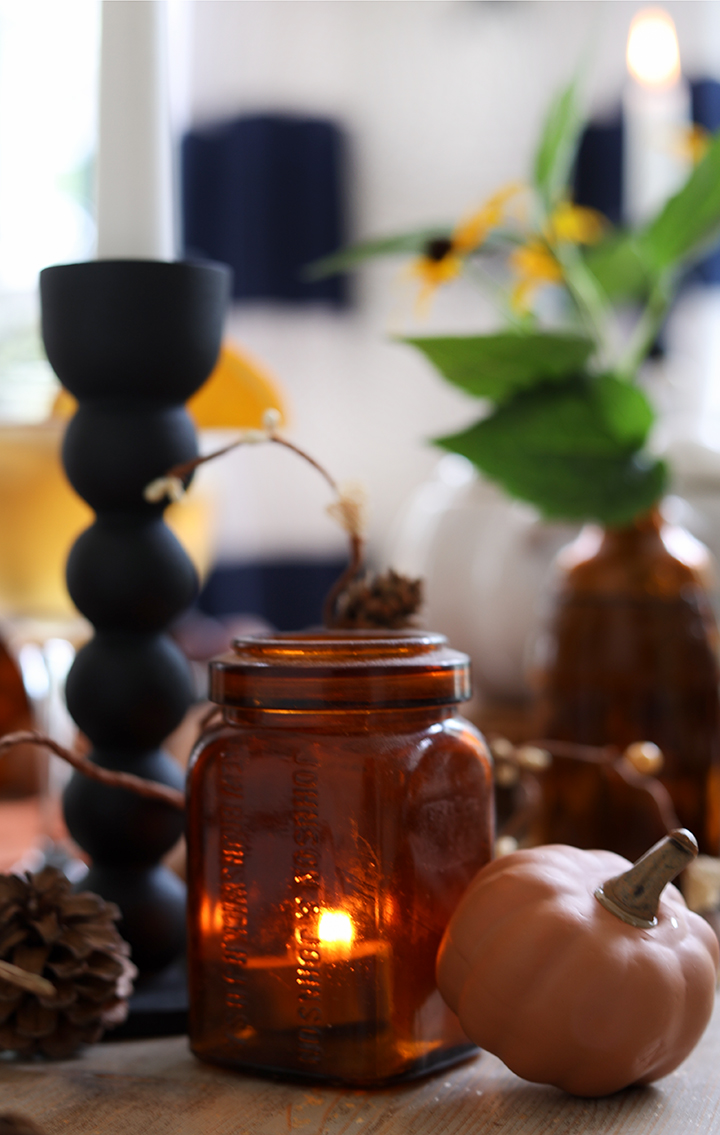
[623,8,690,227]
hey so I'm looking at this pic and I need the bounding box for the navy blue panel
[692,79,720,131]
[690,80,720,284]
[197,558,348,631]
[573,117,624,227]
[182,114,348,305]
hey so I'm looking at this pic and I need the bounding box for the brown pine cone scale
[0,867,136,1057]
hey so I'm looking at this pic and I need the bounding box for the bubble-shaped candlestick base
[40,260,230,973]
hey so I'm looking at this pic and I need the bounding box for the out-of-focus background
[2,0,720,674]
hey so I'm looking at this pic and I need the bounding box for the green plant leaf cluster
[305,78,720,526]
[434,374,666,525]
[414,327,664,524]
[403,333,593,401]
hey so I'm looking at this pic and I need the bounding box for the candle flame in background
[627,9,681,89]
[318,910,355,953]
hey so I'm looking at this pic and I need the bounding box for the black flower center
[424,237,453,262]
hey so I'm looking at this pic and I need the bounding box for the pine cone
[332,569,424,630]
[0,867,136,1058]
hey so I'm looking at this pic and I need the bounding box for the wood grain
[1,995,719,1134]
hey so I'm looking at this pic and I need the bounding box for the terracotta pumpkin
[437,830,719,1097]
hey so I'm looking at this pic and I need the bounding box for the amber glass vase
[537,510,720,856]
[186,630,493,1086]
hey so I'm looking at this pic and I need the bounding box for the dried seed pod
[330,569,423,629]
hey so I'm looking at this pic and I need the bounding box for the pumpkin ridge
[637,914,717,1083]
[559,932,680,1093]
[491,906,603,1086]
[456,894,591,1067]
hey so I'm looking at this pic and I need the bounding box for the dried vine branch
[322,533,364,627]
[0,732,185,812]
[144,413,371,627]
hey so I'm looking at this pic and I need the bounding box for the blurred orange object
[0,422,212,613]
[186,341,285,429]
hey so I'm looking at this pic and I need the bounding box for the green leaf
[583,232,655,302]
[404,333,593,402]
[592,373,654,447]
[639,130,720,271]
[433,379,664,524]
[533,79,583,208]
[304,228,449,280]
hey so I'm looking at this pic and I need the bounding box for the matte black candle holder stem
[40,259,230,973]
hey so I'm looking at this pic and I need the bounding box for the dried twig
[322,533,365,627]
[0,732,185,812]
[144,415,370,629]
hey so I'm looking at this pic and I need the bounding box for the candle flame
[318,909,354,947]
[200,896,224,935]
[627,9,681,88]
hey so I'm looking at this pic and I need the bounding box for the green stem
[617,274,673,380]
[465,261,534,331]
[554,242,613,367]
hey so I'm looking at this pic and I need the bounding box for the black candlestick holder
[39,259,230,974]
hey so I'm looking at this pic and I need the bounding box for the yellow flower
[411,182,523,313]
[510,239,563,312]
[546,202,606,246]
[452,183,524,253]
[676,123,710,166]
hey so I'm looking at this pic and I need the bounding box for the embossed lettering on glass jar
[186,630,493,1086]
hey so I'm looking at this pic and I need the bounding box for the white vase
[388,456,576,704]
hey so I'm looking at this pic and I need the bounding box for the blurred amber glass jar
[536,509,720,856]
[187,631,493,1085]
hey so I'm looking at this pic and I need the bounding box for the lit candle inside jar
[242,907,392,1035]
[623,8,691,226]
[317,908,354,958]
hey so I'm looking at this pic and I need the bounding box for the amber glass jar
[186,630,493,1086]
[536,510,720,856]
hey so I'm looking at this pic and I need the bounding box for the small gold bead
[624,740,664,777]
[495,761,520,787]
[490,736,514,760]
[515,745,552,771]
[495,835,519,858]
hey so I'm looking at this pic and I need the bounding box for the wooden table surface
[2,997,720,1135]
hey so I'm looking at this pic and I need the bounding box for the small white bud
[263,407,282,433]
[143,475,186,504]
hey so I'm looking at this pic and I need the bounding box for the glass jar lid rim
[209,628,472,708]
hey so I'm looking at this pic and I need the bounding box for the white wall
[186,0,720,566]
